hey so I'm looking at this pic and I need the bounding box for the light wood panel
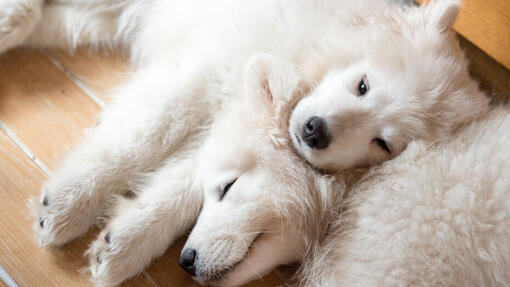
[0,48,100,170]
[146,237,203,287]
[454,0,510,70]
[0,48,156,287]
[0,129,156,287]
[417,0,510,70]
[48,49,130,103]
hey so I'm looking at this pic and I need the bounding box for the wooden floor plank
[0,129,157,287]
[454,0,510,70]
[417,0,510,70]
[0,265,17,287]
[0,49,157,287]
[145,237,201,287]
[0,48,101,170]
[48,49,130,104]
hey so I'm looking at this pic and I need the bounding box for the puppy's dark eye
[374,138,391,153]
[220,178,237,200]
[357,77,369,96]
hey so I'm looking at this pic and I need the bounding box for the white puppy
[82,55,352,287]
[289,0,488,171]
[175,56,353,286]
[0,0,490,286]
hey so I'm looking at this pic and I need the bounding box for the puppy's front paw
[29,172,103,246]
[87,226,152,287]
[29,194,89,246]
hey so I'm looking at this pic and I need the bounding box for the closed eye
[374,138,391,154]
[220,178,237,200]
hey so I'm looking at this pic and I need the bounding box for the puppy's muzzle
[301,116,330,149]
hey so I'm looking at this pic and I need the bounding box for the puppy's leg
[0,0,44,53]
[31,63,215,246]
[0,0,144,53]
[24,1,145,51]
[87,156,202,287]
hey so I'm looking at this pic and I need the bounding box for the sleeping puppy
[289,0,488,171]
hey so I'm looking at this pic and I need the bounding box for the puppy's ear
[244,54,303,144]
[422,0,461,32]
[244,54,301,114]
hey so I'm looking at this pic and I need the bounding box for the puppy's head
[290,0,489,171]
[180,55,333,286]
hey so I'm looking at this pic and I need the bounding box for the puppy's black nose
[302,116,330,149]
[179,248,197,276]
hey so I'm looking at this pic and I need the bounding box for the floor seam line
[0,265,19,287]
[42,50,106,109]
[142,271,161,287]
[0,120,52,176]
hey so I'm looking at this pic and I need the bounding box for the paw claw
[39,218,44,228]
[42,196,48,206]
[104,232,111,243]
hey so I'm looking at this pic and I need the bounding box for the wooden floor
[0,35,508,287]
[0,48,282,287]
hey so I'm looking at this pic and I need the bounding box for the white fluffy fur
[0,0,498,286]
[293,2,510,287]
[0,0,43,53]
[302,107,510,286]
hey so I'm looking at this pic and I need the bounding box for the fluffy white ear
[244,54,303,144]
[423,0,461,32]
[244,54,300,111]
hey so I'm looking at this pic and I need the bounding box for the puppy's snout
[179,248,197,276]
[302,116,330,149]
